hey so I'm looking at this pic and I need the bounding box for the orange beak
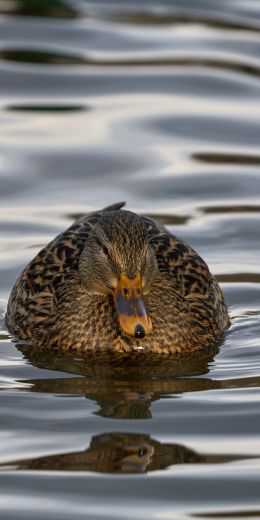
[113,273,152,338]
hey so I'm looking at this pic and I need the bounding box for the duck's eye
[96,237,110,257]
[138,447,148,457]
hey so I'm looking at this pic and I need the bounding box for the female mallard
[6,202,229,354]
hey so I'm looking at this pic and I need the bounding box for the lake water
[1,0,260,518]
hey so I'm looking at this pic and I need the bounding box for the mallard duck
[6,202,229,354]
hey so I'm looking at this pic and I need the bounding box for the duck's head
[79,210,158,339]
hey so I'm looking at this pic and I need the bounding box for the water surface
[1,0,260,518]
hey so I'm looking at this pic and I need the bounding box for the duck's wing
[6,203,126,339]
[142,214,210,296]
[141,215,229,331]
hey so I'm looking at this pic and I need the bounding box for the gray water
[1,0,260,518]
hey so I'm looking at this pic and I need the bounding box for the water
[1,0,260,518]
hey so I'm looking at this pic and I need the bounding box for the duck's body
[6,203,229,354]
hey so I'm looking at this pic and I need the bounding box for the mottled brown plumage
[6,202,229,353]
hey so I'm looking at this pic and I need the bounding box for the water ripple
[1,0,260,518]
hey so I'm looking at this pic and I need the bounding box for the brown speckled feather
[6,202,229,353]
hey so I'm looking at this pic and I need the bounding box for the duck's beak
[113,273,152,338]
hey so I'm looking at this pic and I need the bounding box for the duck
[5,202,229,354]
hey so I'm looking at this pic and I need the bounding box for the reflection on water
[194,514,260,519]
[7,104,87,113]
[99,9,260,34]
[1,0,260,518]
[17,344,220,419]
[0,49,85,66]
[194,154,260,166]
[2,50,260,81]
[3,432,255,474]
[0,0,78,18]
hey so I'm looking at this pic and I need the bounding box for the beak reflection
[113,273,152,338]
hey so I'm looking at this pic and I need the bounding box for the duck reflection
[18,343,222,419]
[6,432,253,474]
